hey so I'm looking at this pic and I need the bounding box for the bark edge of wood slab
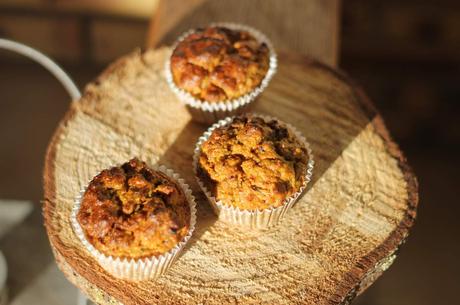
[43,48,418,305]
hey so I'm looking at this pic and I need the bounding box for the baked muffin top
[197,114,309,210]
[77,158,190,259]
[170,26,270,102]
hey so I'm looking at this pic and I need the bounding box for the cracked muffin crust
[197,114,309,210]
[170,26,270,102]
[77,158,191,259]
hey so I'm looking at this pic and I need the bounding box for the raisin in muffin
[77,158,191,259]
[170,25,270,102]
[197,114,309,211]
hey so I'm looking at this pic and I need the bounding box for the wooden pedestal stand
[43,48,418,305]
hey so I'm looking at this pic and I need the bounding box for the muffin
[166,23,277,123]
[171,26,269,102]
[71,158,196,280]
[193,114,314,229]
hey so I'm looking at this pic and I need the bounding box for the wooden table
[43,48,418,305]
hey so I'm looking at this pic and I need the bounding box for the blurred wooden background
[145,0,340,66]
[2,0,459,67]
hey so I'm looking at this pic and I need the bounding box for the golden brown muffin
[77,158,190,259]
[170,26,270,102]
[197,114,309,210]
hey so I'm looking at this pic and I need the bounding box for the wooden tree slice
[43,48,418,305]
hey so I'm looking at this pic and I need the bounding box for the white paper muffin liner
[70,165,197,281]
[193,114,314,229]
[165,22,278,124]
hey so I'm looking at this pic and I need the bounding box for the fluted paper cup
[71,165,196,281]
[193,114,314,229]
[165,22,277,124]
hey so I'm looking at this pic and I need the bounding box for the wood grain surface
[43,48,418,305]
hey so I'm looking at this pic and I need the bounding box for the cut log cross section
[43,48,418,305]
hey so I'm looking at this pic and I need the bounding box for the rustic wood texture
[43,48,418,305]
[146,0,341,66]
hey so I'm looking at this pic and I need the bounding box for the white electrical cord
[0,38,81,99]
